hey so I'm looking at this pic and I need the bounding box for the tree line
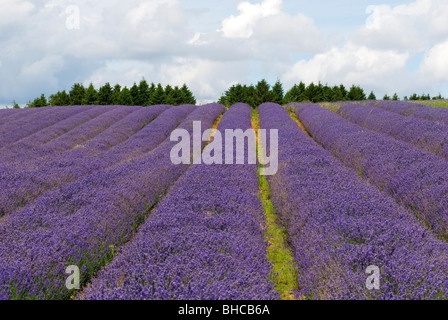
[218,79,445,108]
[26,80,196,108]
[218,80,372,108]
[16,79,445,109]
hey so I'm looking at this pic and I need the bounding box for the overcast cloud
[0,0,447,105]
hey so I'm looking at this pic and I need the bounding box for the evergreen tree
[137,79,150,106]
[271,80,284,105]
[149,84,166,105]
[119,87,133,105]
[82,83,98,105]
[347,85,366,101]
[303,82,323,103]
[49,90,70,106]
[225,84,246,106]
[180,84,196,105]
[168,86,185,106]
[409,93,419,101]
[331,85,344,102]
[392,93,400,101]
[164,85,174,105]
[339,84,348,100]
[27,94,48,108]
[129,83,139,106]
[383,94,391,100]
[254,79,272,107]
[98,82,113,105]
[245,85,257,108]
[112,84,122,105]
[368,91,376,100]
[322,84,333,102]
[284,83,305,104]
[147,83,157,105]
[69,83,86,105]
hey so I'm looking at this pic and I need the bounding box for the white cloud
[0,0,34,34]
[283,44,409,93]
[419,41,448,81]
[221,0,282,38]
[358,0,448,51]
[1,0,448,104]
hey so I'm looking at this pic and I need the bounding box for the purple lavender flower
[337,103,448,160]
[81,103,278,300]
[261,102,448,300]
[0,104,224,300]
[289,102,448,242]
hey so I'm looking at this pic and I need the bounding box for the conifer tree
[271,80,284,105]
[82,83,98,105]
[331,85,344,102]
[119,86,133,105]
[368,91,376,100]
[129,83,139,106]
[137,79,150,106]
[180,84,196,104]
[69,83,86,105]
[150,83,166,105]
[254,79,272,107]
[112,84,122,105]
[98,83,113,105]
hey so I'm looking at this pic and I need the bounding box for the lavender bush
[262,102,448,299]
[0,104,224,300]
[81,103,278,300]
[289,102,448,241]
[0,105,194,218]
[337,103,448,160]
[371,100,448,126]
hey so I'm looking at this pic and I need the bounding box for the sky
[1,0,448,106]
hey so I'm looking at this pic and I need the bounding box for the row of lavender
[289,103,448,241]
[0,106,76,134]
[0,105,104,149]
[367,100,448,126]
[335,102,448,161]
[0,105,150,170]
[261,103,448,299]
[81,103,278,300]
[0,104,224,299]
[0,105,197,218]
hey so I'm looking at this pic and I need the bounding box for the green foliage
[284,82,305,104]
[271,80,284,105]
[27,80,197,108]
[69,83,86,105]
[180,83,196,105]
[368,91,376,100]
[119,86,133,106]
[383,94,391,100]
[49,90,71,106]
[149,83,166,106]
[254,79,273,107]
[112,84,122,105]
[129,83,139,106]
[82,83,99,105]
[136,79,150,106]
[13,100,20,109]
[27,94,48,108]
[98,83,113,105]
[302,82,323,102]
[392,93,400,101]
[347,85,366,101]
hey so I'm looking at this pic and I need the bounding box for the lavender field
[1,101,448,300]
